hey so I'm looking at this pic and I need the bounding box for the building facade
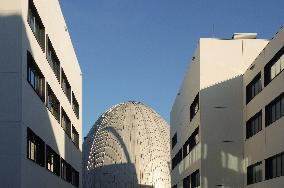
[243,26,284,187]
[0,0,82,187]
[83,101,171,188]
[170,34,269,188]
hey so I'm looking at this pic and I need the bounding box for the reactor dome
[83,101,170,188]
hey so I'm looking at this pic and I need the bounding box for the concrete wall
[243,26,284,187]
[170,37,268,188]
[0,0,82,187]
[170,46,201,187]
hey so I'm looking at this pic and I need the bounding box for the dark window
[183,175,190,188]
[183,127,199,158]
[27,127,45,167]
[72,125,79,148]
[72,92,79,119]
[247,162,262,185]
[172,148,182,170]
[266,152,284,180]
[172,185,177,188]
[246,73,262,103]
[46,145,60,176]
[46,36,60,81]
[61,108,71,138]
[27,51,45,101]
[191,170,200,188]
[265,93,284,127]
[46,84,60,122]
[264,46,284,86]
[246,111,262,139]
[71,168,79,187]
[61,159,72,183]
[190,93,199,121]
[172,133,177,149]
[27,0,45,50]
[61,69,71,102]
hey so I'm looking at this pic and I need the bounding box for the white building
[0,0,82,187]
[243,26,284,187]
[170,34,268,188]
[83,101,171,188]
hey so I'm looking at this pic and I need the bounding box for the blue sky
[60,0,284,137]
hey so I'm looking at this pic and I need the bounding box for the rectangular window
[61,108,71,138]
[172,185,177,188]
[171,148,182,170]
[191,170,200,188]
[281,55,284,71]
[246,111,262,139]
[247,162,262,185]
[46,145,60,176]
[27,51,45,101]
[265,94,284,127]
[172,133,177,149]
[72,125,79,148]
[266,152,284,180]
[46,84,60,122]
[72,92,79,119]
[190,93,199,121]
[27,0,45,50]
[27,127,45,167]
[61,69,71,102]
[71,168,79,187]
[264,46,284,86]
[183,127,199,158]
[61,159,72,183]
[246,73,262,103]
[46,37,60,81]
[183,175,190,188]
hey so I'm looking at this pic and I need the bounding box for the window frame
[190,93,199,121]
[247,161,262,185]
[46,83,60,122]
[72,92,80,119]
[61,108,71,138]
[172,132,177,149]
[46,36,61,82]
[265,93,284,127]
[246,73,262,104]
[72,125,79,148]
[246,111,262,139]
[27,51,45,102]
[46,145,60,176]
[27,0,45,51]
[264,46,284,86]
[27,127,45,167]
[61,68,71,103]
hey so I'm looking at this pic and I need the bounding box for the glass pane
[281,97,284,117]
[282,154,284,176]
[272,104,276,123]
[276,60,281,75]
[259,115,262,131]
[255,82,259,96]
[273,157,277,178]
[276,100,281,120]
[281,55,284,71]
[271,64,276,80]
[277,155,282,177]
[258,79,262,92]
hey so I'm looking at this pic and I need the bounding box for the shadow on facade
[199,75,244,187]
[0,13,80,187]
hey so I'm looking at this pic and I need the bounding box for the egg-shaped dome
[83,101,170,188]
